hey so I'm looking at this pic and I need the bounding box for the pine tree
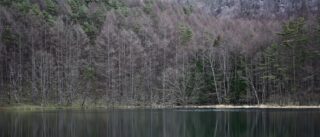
[45,0,58,16]
[278,18,308,92]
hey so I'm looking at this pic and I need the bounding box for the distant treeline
[0,0,319,106]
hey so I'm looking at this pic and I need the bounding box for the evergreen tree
[278,18,308,92]
[45,0,58,16]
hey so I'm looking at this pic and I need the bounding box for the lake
[0,109,319,137]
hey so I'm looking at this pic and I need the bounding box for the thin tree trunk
[210,58,222,104]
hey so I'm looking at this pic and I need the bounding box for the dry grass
[177,105,320,109]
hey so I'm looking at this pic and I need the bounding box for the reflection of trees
[0,110,319,137]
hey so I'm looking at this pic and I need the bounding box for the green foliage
[1,0,33,15]
[68,0,130,44]
[184,71,198,102]
[90,10,106,28]
[279,18,308,48]
[189,56,219,104]
[83,21,98,43]
[102,0,129,19]
[0,0,17,6]
[14,0,31,14]
[132,23,141,33]
[143,0,154,14]
[263,44,287,79]
[143,5,152,14]
[69,0,126,43]
[30,4,42,16]
[259,44,289,92]
[45,0,58,16]
[103,0,126,10]
[43,11,55,25]
[1,0,57,23]
[230,72,247,103]
[318,19,320,32]
[69,0,100,42]
[179,25,193,45]
[1,26,16,46]
[117,6,129,16]
[78,5,89,20]
[213,35,221,47]
[69,0,88,22]
[230,56,248,103]
[262,18,310,92]
[317,19,320,45]
[279,18,309,66]
[109,0,121,10]
[7,0,57,23]
[183,5,193,15]
[0,0,10,6]
[192,58,212,104]
[69,0,82,13]
[199,74,216,104]
[318,20,320,32]
[84,66,96,80]
[195,57,204,73]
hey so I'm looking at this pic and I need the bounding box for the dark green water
[0,109,319,137]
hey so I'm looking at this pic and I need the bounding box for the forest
[0,0,319,107]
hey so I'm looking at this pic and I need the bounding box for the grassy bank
[177,105,320,109]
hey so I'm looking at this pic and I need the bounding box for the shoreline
[174,105,320,109]
[1,104,320,111]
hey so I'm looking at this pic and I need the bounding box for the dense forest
[0,0,319,107]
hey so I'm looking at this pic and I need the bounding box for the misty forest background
[0,0,319,107]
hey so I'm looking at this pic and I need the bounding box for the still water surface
[0,109,319,137]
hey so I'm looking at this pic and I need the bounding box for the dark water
[0,109,319,137]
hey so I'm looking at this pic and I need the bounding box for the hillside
[176,0,319,17]
[0,0,319,106]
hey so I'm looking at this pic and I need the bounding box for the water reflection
[0,109,319,137]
